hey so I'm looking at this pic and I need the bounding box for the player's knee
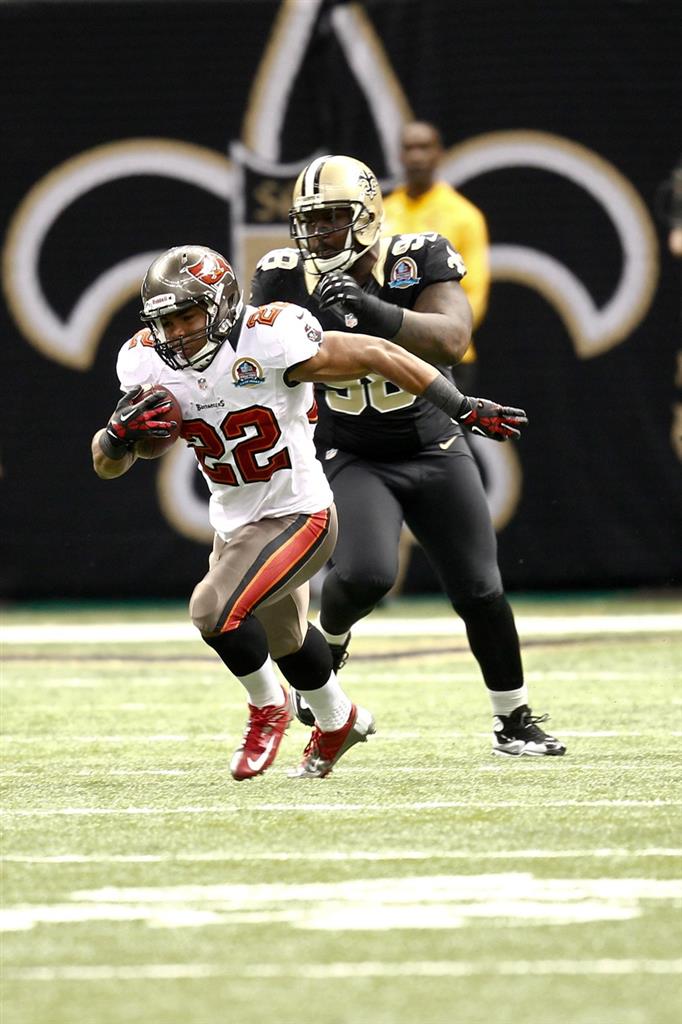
[189,579,223,635]
[338,574,393,612]
[452,587,506,619]
[267,619,307,661]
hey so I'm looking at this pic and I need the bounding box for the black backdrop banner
[2,0,681,599]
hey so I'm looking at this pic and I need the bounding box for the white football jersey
[116,302,333,539]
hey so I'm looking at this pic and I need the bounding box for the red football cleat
[230,689,292,780]
[289,704,376,778]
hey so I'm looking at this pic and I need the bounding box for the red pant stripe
[219,509,330,632]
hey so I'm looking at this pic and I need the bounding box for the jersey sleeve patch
[384,232,466,289]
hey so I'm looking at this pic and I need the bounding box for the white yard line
[0,670,657,687]
[3,848,680,864]
[4,730,681,743]
[0,762,672,778]
[4,959,682,981]
[2,612,681,645]
[1,800,679,817]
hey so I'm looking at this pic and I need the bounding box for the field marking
[3,875,681,933]
[1,762,676,778]
[2,800,680,818]
[4,730,682,744]
[4,959,682,981]
[0,669,663,688]
[3,848,680,865]
[2,612,680,645]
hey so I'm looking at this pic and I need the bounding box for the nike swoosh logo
[439,435,458,450]
[120,408,138,422]
[246,735,276,772]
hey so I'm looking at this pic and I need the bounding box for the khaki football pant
[190,505,337,659]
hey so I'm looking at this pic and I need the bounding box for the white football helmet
[289,155,384,275]
[140,245,243,370]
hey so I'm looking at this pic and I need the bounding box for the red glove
[458,397,528,441]
[100,386,174,459]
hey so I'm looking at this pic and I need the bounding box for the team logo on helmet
[358,169,378,199]
[232,357,265,387]
[185,253,232,285]
[389,256,421,290]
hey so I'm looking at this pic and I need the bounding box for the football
[133,384,183,460]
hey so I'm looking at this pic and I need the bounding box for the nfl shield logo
[344,312,358,328]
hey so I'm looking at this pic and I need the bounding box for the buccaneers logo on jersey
[186,253,232,286]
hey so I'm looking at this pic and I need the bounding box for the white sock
[315,616,350,646]
[489,685,528,718]
[301,672,352,732]
[237,658,284,708]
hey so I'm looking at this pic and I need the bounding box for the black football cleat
[329,631,351,673]
[288,687,316,727]
[492,705,566,757]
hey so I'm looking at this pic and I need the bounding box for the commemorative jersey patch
[232,357,265,387]
[388,256,421,289]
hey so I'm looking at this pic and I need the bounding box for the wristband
[358,294,404,339]
[99,428,131,460]
[422,375,471,421]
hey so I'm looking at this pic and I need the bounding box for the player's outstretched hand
[458,397,528,441]
[104,386,174,454]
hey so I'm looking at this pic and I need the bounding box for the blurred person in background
[384,121,490,393]
[251,155,565,758]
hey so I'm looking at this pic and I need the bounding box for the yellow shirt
[383,181,490,362]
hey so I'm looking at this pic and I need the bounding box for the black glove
[457,396,528,442]
[317,271,404,339]
[99,386,174,460]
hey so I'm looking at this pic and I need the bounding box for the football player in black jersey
[250,155,565,757]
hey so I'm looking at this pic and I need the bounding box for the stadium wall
[2,0,680,598]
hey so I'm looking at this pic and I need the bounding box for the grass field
[2,592,681,1024]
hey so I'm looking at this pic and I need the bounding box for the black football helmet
[289,155,384,275]
[140,245,242,370]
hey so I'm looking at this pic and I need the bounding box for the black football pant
[319,439,523,693]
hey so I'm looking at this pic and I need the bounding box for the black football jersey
[250,233,466,459]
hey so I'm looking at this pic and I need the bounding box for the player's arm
[398,279,472,363]
[288,331,526,441]
[317,274,472,366]
[91,428,138,479]
[91,386,173,480]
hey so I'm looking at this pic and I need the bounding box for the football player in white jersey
[91,245,526,780]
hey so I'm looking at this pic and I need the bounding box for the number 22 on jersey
[183,405,291,485]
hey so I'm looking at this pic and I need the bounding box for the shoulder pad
[255,248,300,273]
[384,232,465,283]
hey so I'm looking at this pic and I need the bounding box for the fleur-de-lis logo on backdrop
[2,0,659,542]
